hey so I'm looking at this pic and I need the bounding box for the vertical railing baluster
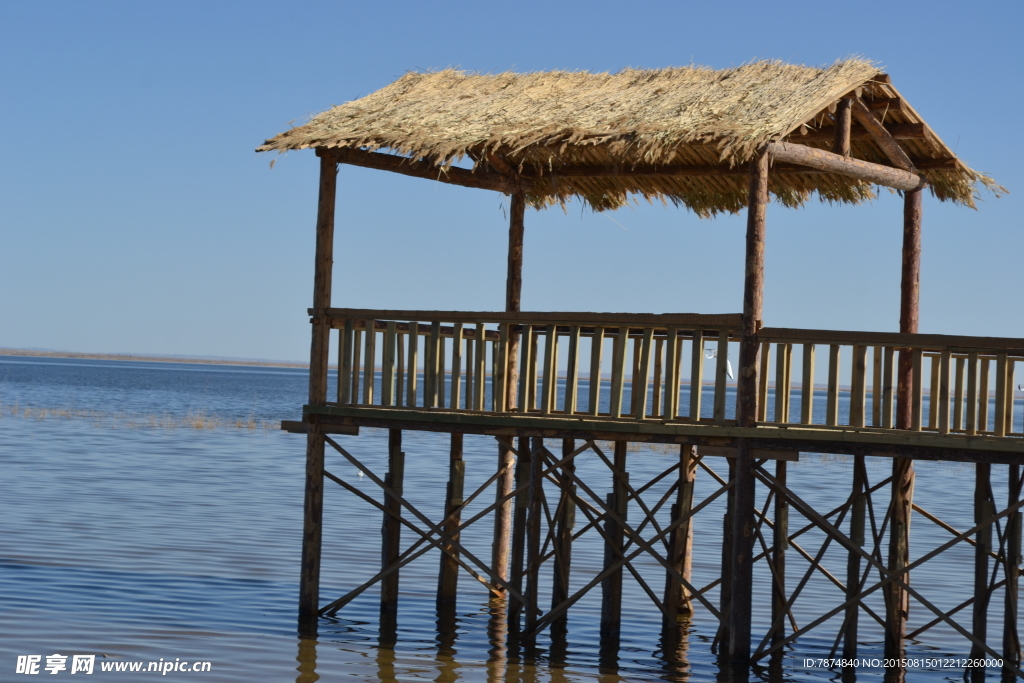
[475,323,487,411]
[495,324,509,412]
[713,330,729,423]
[406,322,419,407]
[690,330,705,421]
[929,353,941,429]
[518,325,534,413]
[636,328,654,420]
[1006,360,1016,435]
[953,356,965,432]
[775,343,789,424]
[491,339,498,412]
[663,327,680,419]
[826,345,841,426]
[382,321,396,406]
[801,343,815,425]
[426,322,440,408]
[609,327,628,419]
[396,331,405,406]
[850,345,867,428]
[911,348,924,431]
[979,358,991,433]
[781,343,793,423]
[872,346,883,426]
[541,325,557,415]
[364,321,377,405]
[465,334,474,409]
[966,353,979,435]
[351,328,362,404]
[565,326,580,415]
[527,328,540,412]
[758,341,771,422]
[995,354,1008,437]
[938,350,951,434]
[652,337,664,418]
[340,319,353,404]
[882,346,895,429]
[588,328,604,416]
[437,333,446,409]
[450,323,463,410]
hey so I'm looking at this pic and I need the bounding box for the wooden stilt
[771,459,789,649]
[664,444,697,626]
[299,150,338,635]
[380,429,405,639]
[508,435,531,625]
[718,456,736,654]
[886,186,922,660]
[437,432,465,608]
[524,436,545,640]
[550,438,577,636]
[492,440,516,588]
[1004,464,1022,675]
[730,145,769,670]
[843,455,867,660]
[970,462,992,683]
[600,441,628,648]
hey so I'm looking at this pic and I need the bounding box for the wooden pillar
[601,441,629,649]
[771,459,788,649]
[551,439,576,635]
[664,445,697,626]
[493,193,525,589]
[524,436,544,640]
[379,429,404,642]
[970,462,993,682]
[718,456,735,654]
[298,150,337,634]
[1004,464,1022,675]
[508,435,531,626]
[887,186,922,659]
[729,146,768,670]
[843,455,867,660]
[833,97,852,157]
[437,433,465,608]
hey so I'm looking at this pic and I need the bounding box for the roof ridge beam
[767,142,925,191]
[851,99,917,172]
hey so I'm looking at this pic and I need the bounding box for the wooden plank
[759,326,1024,355]
[609,328,628,418]
[396,332,405,407]
[826,345,841,426]
[872,346,883,426]
[929,354,941,429]
[911,349,924,431]
[495,324,509,412]
[465,336,474,410]
[339,319,353,404]
[491,340,499,412]
[953,357,965,432]
[281,420,359,436]
[767,142,924,191]
[636,328,654,419]
[979,358,991,433]
[589,327,605,416]
[714,331,730,424]
[406,323,419,407]
[882,347,895,429]
[759,341,772,422]
[383,321,398,406]
[652,338,664,419]
[565,326,581,415]
[527,329,540,412]
[541,325,557,415]
[630,337,643,417]
[327,307,745,329]
[1006,361,1016,436]
[781,344,793,423]
[995,354,1008,437]
[450,324,464,410]
[774,344,790,424]
[966,353,979,435]
[850,345,867,428]
[663,328,680,419]
[517,325,534,412]
[938,351,951,434]
[363,323,377,405]
[698,446,799,461]
[437,336,447,409]
[690,330,705,421]
[426,322,440,408]
[475,323,487,412]
[801,344,816,424]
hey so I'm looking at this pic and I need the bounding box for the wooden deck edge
[302,405,1024,464]
[281,419,359,436]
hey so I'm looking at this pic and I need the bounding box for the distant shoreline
[0,348,308,369]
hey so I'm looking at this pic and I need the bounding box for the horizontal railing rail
[316,308,1024,444]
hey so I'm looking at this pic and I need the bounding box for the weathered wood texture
[664,445,697,626]
[768,142,924,191]
[601,442,628,646]
[380,430,404,628]
[437,433,465,607]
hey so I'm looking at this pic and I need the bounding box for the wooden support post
[551,438,577,637]
[730,145,768,670]
[719,456,736,653]
[380,429,404,638]
[843,455,867,660]
[1004,464,1022,675]
[508,435,531,625]
[524,437,545,640]
[664,445,697,628]
[771,459,788,648]
[832,97,852,157]
[886,186,921,660]
[299,150,337,635]
[491,438,516,589]
[970,462,993,682]
[601,441,628,648]
[437,433,464,609]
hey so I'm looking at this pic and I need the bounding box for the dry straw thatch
[259,59,1002,215]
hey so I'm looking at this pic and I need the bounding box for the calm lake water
[0,355,1017,681]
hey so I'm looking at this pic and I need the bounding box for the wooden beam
[767,142,924,191]
[866,97,903,113]
[832,98,852,157]
[326,147,520,194]
[791,123,925,144]
[851,99,916,172]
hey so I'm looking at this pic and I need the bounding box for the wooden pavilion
[260,59,1018,679]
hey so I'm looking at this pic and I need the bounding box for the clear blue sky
[1,1,1020,362]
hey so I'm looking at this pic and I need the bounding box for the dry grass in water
[0,403,275,432]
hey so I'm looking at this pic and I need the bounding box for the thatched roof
[258,59,1002,215]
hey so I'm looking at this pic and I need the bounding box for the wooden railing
[318,309,1024,442]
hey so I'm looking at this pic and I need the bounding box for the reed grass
[0,403,275,432]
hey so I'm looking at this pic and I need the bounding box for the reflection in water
[487,598,509,683]
[295,637,319,683]
[436,600,461,682]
